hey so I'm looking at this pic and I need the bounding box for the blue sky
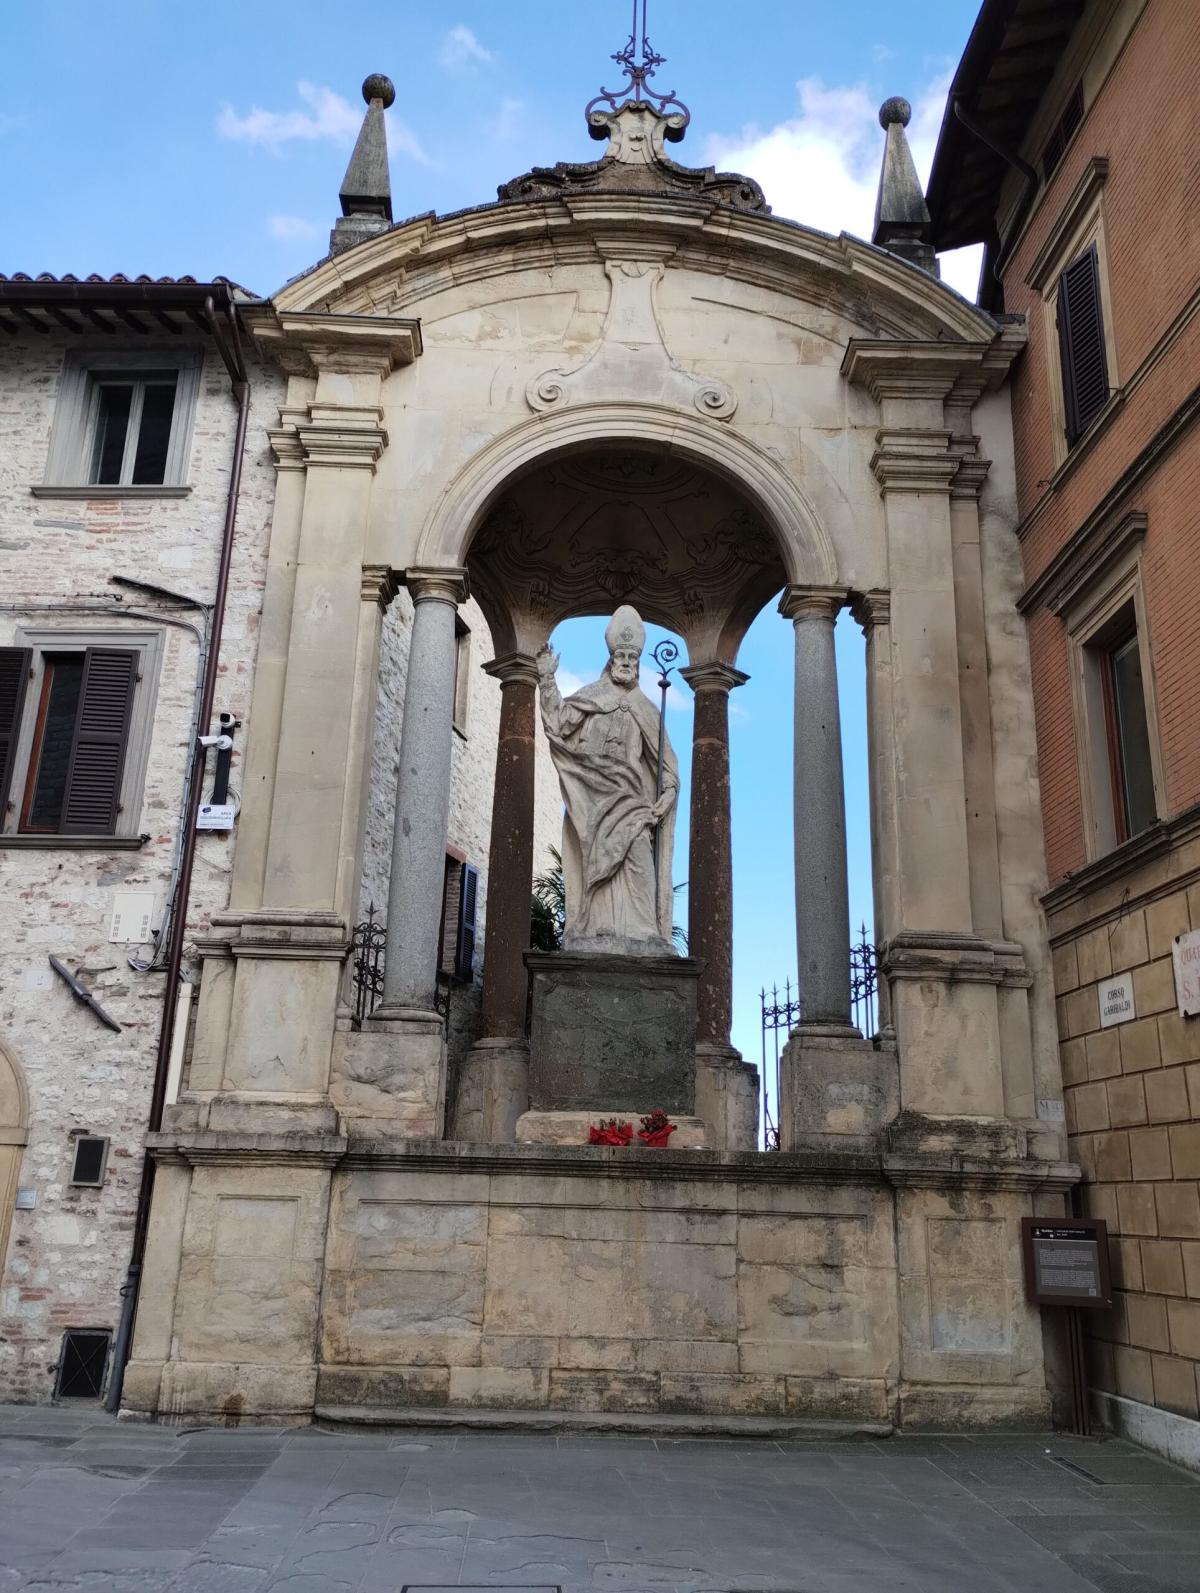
[3,1,983,1115]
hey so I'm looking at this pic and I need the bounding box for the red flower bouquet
[588,1118,634,1146]
[637,1109,676,1148]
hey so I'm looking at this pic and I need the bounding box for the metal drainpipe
[951,95,1040,290]
[106,295,250,1413]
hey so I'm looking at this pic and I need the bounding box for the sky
[2,1,985,1123]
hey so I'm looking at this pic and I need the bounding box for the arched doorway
[0,1041,30,1284]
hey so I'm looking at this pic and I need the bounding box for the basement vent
[54,1329,110,1399]
[70,1135,109,1187]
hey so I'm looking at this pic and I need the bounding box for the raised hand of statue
[536,644,559,682]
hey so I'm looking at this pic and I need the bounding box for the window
[1060,523,1163,861]
[40,349,201,492]
[1026,159,1115,463]
[0,630,162,841]
[439,852,479,982]
[1057,244,1109,448]
[1041,82,1084,184]
[69,1136,110,1188]
[1097,623,1157,844]
[452,617,471,735]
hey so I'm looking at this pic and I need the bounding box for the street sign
[1021,1217,1111,1309]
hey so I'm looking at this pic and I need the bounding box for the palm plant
[529,846,688,951]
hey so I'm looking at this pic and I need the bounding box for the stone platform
[125,1135,1076,1431]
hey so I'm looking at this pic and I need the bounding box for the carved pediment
[498,102,768,215]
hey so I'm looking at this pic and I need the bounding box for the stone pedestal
[694,1042,760,1151]
[526,951,699,1115]
[330,1020,445,1140]
[780,1023,899,1151]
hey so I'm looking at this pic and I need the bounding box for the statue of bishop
[537,606,678,953]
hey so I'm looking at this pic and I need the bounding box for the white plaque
[109,890,157,944]
[1037,1098,1066,1122]
[197,802,237,831]
[1099,972,1136,1028]
[14,1188,36,1210]
[1173,929,1200,1018]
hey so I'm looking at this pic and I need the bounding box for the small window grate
[70,1135,109,1186]
[55,1329,110,1399]
[1042,82,1085,183]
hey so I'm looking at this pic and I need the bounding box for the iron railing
[759,926,880,1149]
[350,904,452,1028]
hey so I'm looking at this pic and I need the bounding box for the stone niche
[525,951,699,1115]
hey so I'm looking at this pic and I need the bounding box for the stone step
[313,1403,894,1440]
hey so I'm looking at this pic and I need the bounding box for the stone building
[0,273,558,1402]
[927,0,1200,1462]
[66,34,1080,1432]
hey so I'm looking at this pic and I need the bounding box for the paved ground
[0,1405,1198,1592]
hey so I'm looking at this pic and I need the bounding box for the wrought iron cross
[588,0,690,125]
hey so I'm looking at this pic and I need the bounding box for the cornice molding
[1020,509,1147,618]
[361,563,401,610]
[841,332,1025,402]
[242,305,422,378]
[1025,157,1110,293]
[850,589,891,631]
[483,651,540,688]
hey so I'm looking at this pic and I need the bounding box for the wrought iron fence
[350,904,452,1028]
[759,926,880,1149]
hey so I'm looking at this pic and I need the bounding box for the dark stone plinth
[525,950,699,1114]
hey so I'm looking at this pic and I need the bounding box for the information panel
[1021,1217,1111,1309]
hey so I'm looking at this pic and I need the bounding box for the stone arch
[0,1039,30,1285]
[414,401,838,588]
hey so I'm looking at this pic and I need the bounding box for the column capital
[361,563,400,610]
[850,589,891,632]
[779,585,847,624]
[404,566,469,606]
[483,651,540,689]
[680,661,750,695]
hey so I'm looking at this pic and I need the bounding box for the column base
[693,1042,759,1150]
[330,1014,446,1140]
[780,1024,899,1152]
[449,1037,530,1144]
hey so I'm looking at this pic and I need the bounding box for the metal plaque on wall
[1021,1217,1111,1309]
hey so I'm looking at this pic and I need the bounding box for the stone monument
[519,607,702,1140]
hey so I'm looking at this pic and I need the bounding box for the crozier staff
[537,606,678,949]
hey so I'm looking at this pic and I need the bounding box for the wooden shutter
[455,863,479,982]
[60,648,137,834]
[1057,244,1109,446]
[0,647,32,814]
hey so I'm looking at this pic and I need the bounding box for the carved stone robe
[540,668,678,949]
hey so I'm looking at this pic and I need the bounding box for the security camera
[198,734,234,751]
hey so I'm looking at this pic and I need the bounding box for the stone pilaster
[453,652,539,1144]
[851,590,895,1040]
[680,661,759,1151]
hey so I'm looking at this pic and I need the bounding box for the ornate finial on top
[586,0,690,140]
[872,93,937,277]
[878,96,911,129]
[362,73,395,109]
[331,71,394,256]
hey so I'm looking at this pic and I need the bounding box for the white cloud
[439,24,493,69]
[217,81,361,153]
[705,72,983,302]
[640,666,691,715]
[267,213,320,241]
[488,96,527,141]
[217,80,431,168]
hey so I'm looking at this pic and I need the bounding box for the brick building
[929,0,1200,1459]
[0,275,558,1402]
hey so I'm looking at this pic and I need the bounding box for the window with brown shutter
[1056,244,1110,447]
[437,853,480,981]
[17,648,137,836]
[0,647,32,816]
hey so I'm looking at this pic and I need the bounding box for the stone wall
[0,332,282,1400]
[1049,833,1200,1422]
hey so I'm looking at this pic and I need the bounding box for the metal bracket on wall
[48,955,122,1032]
